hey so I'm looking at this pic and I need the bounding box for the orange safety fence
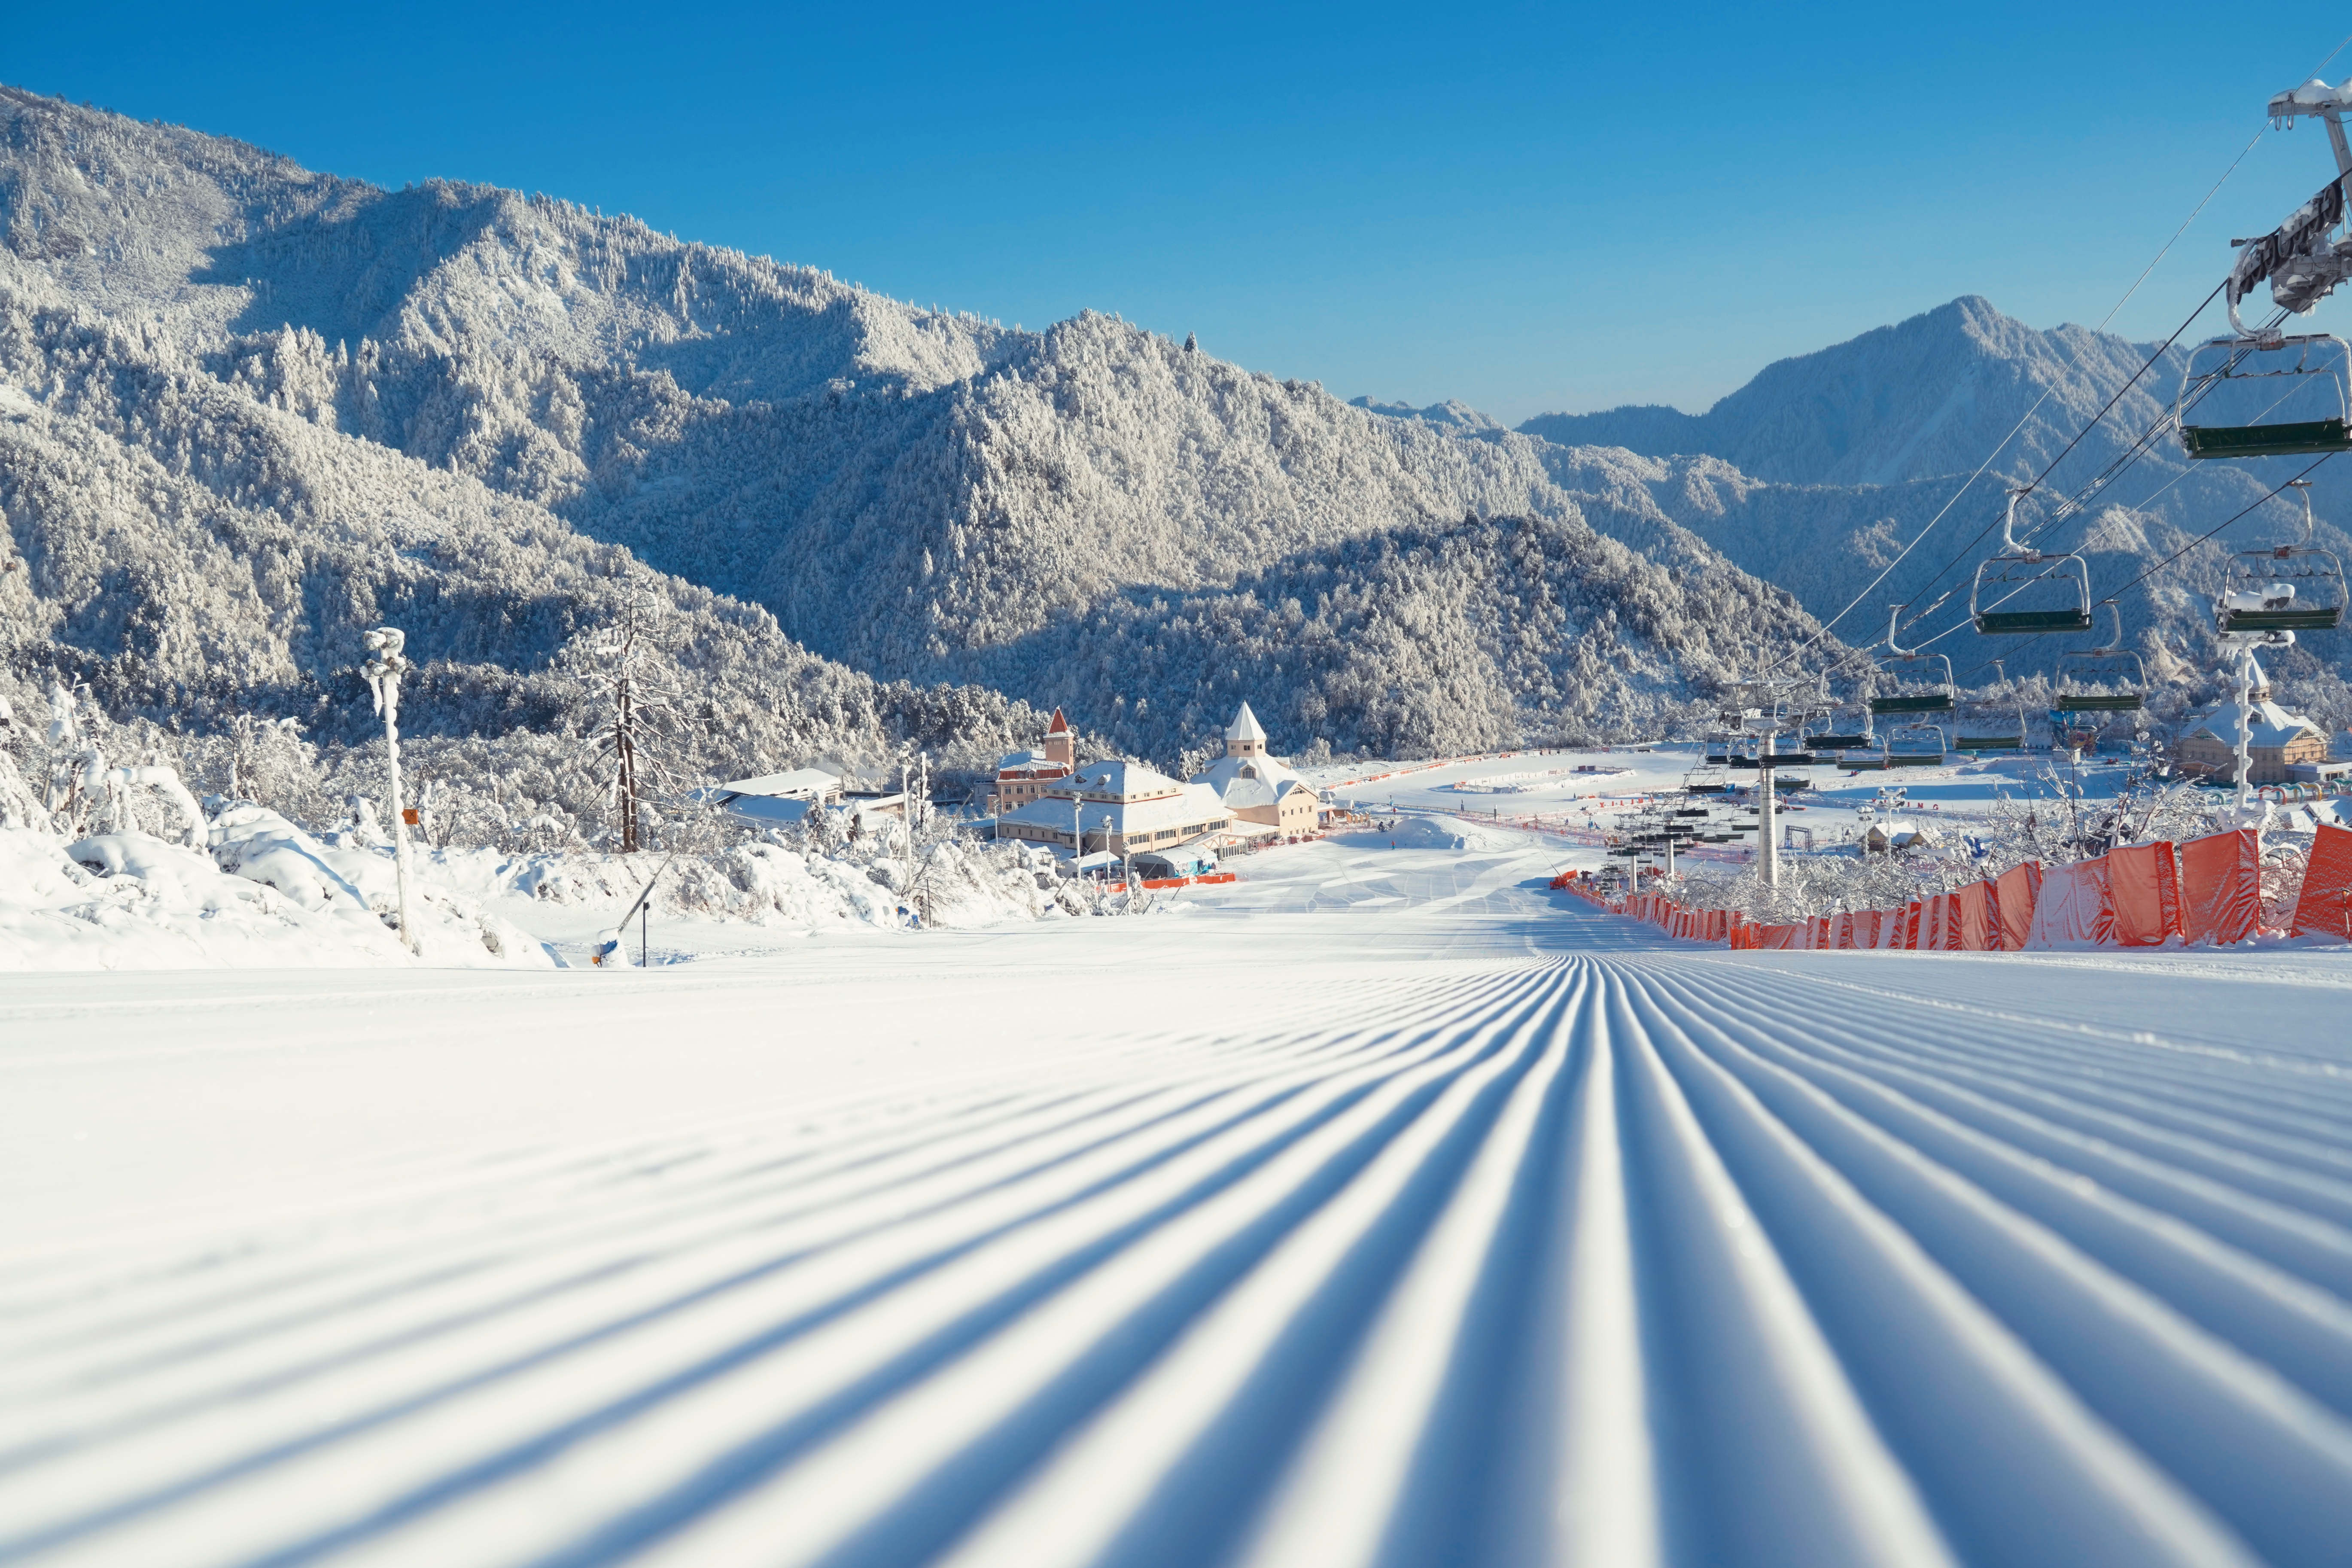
[2106,841,2185,947]
[1995,862,2041,951]
[1549,832,2291,952]
[2291,822,2352,941]
[1958,881,1993,952]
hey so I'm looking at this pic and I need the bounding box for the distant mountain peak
[1348,396,1503,433]
[1516,296,2176,489]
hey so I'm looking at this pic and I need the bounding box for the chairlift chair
[2055,599,2148,712]
[1869,607,1956,715]
[1886,725,1949,768]
[1971,491,2093,635]
[2177,333,2352,460]
[1808,710,1876,750]
[2215,480,2346,634]
[1956,661,2028,752]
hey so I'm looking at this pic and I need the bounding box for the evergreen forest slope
[0,85,1832,765]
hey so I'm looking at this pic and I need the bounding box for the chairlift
[2177,333,2352,459]
[1970,491,2093,635]
[1885,725,1949,768]
[2216,480,2346,633]
[1869,607,1956,715]
[1955,661,2028,752]
[2055,600,2148,712]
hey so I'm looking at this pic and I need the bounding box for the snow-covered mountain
[1519,296,2188,489]
[1500,299,2352,724]
[0,85,1835,767]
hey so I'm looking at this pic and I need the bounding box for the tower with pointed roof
[989,707,1079,815]
[1192,700,1325,840]
[1225,701,1268,759]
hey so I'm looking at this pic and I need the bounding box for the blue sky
[15,4,2352,422]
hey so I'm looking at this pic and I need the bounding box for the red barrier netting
[1995,862,2041,951]
[1579,833,2278,951]
[2292,822,2352,941]
[1957,881,1993,951]
[2107,841,2185,948]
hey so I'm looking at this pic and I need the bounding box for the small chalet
[1190,702,1325,840]
[2173,664,2329,784]
[989,708,1076,815]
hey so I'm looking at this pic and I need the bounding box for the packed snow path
[5,832,2352,1567]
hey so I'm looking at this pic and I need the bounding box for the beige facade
[1191,700,1325,838]
[2173,690,2328,785]
[995,759,1232,855]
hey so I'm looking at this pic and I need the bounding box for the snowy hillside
[0,85,1835,761]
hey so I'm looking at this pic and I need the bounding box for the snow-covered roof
[1217,777,1278,810]
[1226,702,1267,744]
[994,750,1069,776]
[2183,699,2325,751]
[715,767,840,800]
[998,781,1229,837]
[1058,759,1184,802]
[1191,752,1305,795]
[1046,707,1072,735]
[719,793,823,826]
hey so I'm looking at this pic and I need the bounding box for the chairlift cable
[1915,451,2340,679]
[1880,286,2240,646]
[1876,303,2288,651]
[1774,40,2352,684]
[1759,142,2263,680]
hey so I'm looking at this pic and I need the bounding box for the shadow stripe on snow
[0,970,1563,1565]
[1636,967,2352,1568]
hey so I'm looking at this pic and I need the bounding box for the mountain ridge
[0,84,1838,763]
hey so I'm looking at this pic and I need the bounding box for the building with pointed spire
[1190,700,1325,840]
[2173,662,2328,783]
[1225,701,1268,758]
[988,708,1077,814]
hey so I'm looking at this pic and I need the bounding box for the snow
[6,812,2352,1566]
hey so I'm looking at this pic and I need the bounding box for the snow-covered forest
[0,84,1836,791]
[7,83,2348,846]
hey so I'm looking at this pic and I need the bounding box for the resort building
[2173,666,2329,784]
[994,758,1231,857]
[1190,701,1325,840]
[988,709,1076,814]
[704,768,904,833]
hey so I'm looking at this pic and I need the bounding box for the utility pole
[362,627,417,954]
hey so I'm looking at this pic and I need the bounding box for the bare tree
[579,584,695,854]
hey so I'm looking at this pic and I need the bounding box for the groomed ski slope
[5,822,2352,1567]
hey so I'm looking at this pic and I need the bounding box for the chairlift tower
[1720,675,1815,890]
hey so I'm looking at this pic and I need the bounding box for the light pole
[361,627,417,954]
